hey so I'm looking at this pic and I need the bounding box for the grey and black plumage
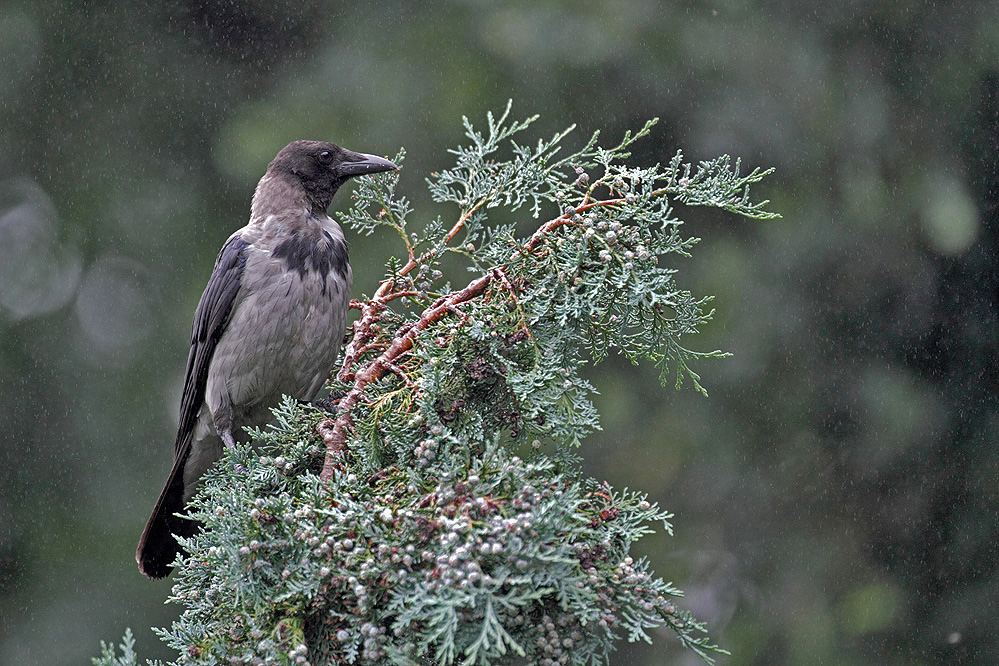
[136,140,397,578]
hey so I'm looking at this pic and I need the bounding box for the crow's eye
[318,150,333,164]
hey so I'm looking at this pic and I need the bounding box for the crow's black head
[268,140,397,210]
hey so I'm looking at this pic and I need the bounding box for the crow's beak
[339,151,398,178]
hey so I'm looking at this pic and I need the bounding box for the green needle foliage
[95,103,777,666]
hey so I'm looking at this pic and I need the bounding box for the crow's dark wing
[137,234,250,577]
[174,234,250,456]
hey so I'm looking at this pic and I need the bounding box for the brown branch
[370,197,490,302]
[320,270,497,480]
[337,194,493,386]
[337,301,387,383]
[524,196,627,253]
[382,289,420,304]
[382,360,416,387]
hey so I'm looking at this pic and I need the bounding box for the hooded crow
[136,140,397,578]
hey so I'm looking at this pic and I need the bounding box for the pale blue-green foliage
[151,399,720,666]
[97,106,775,666]
[93,629,162,666]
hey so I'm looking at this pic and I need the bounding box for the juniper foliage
[95,103,777,666]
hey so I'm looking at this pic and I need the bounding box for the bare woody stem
[372,196,490,301]
[338,196,493,382]
[524,196,628,252]
[319,270,497,480]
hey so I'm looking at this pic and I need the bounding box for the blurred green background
[1,1,997,664]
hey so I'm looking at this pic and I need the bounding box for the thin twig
[320,270,497,480]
